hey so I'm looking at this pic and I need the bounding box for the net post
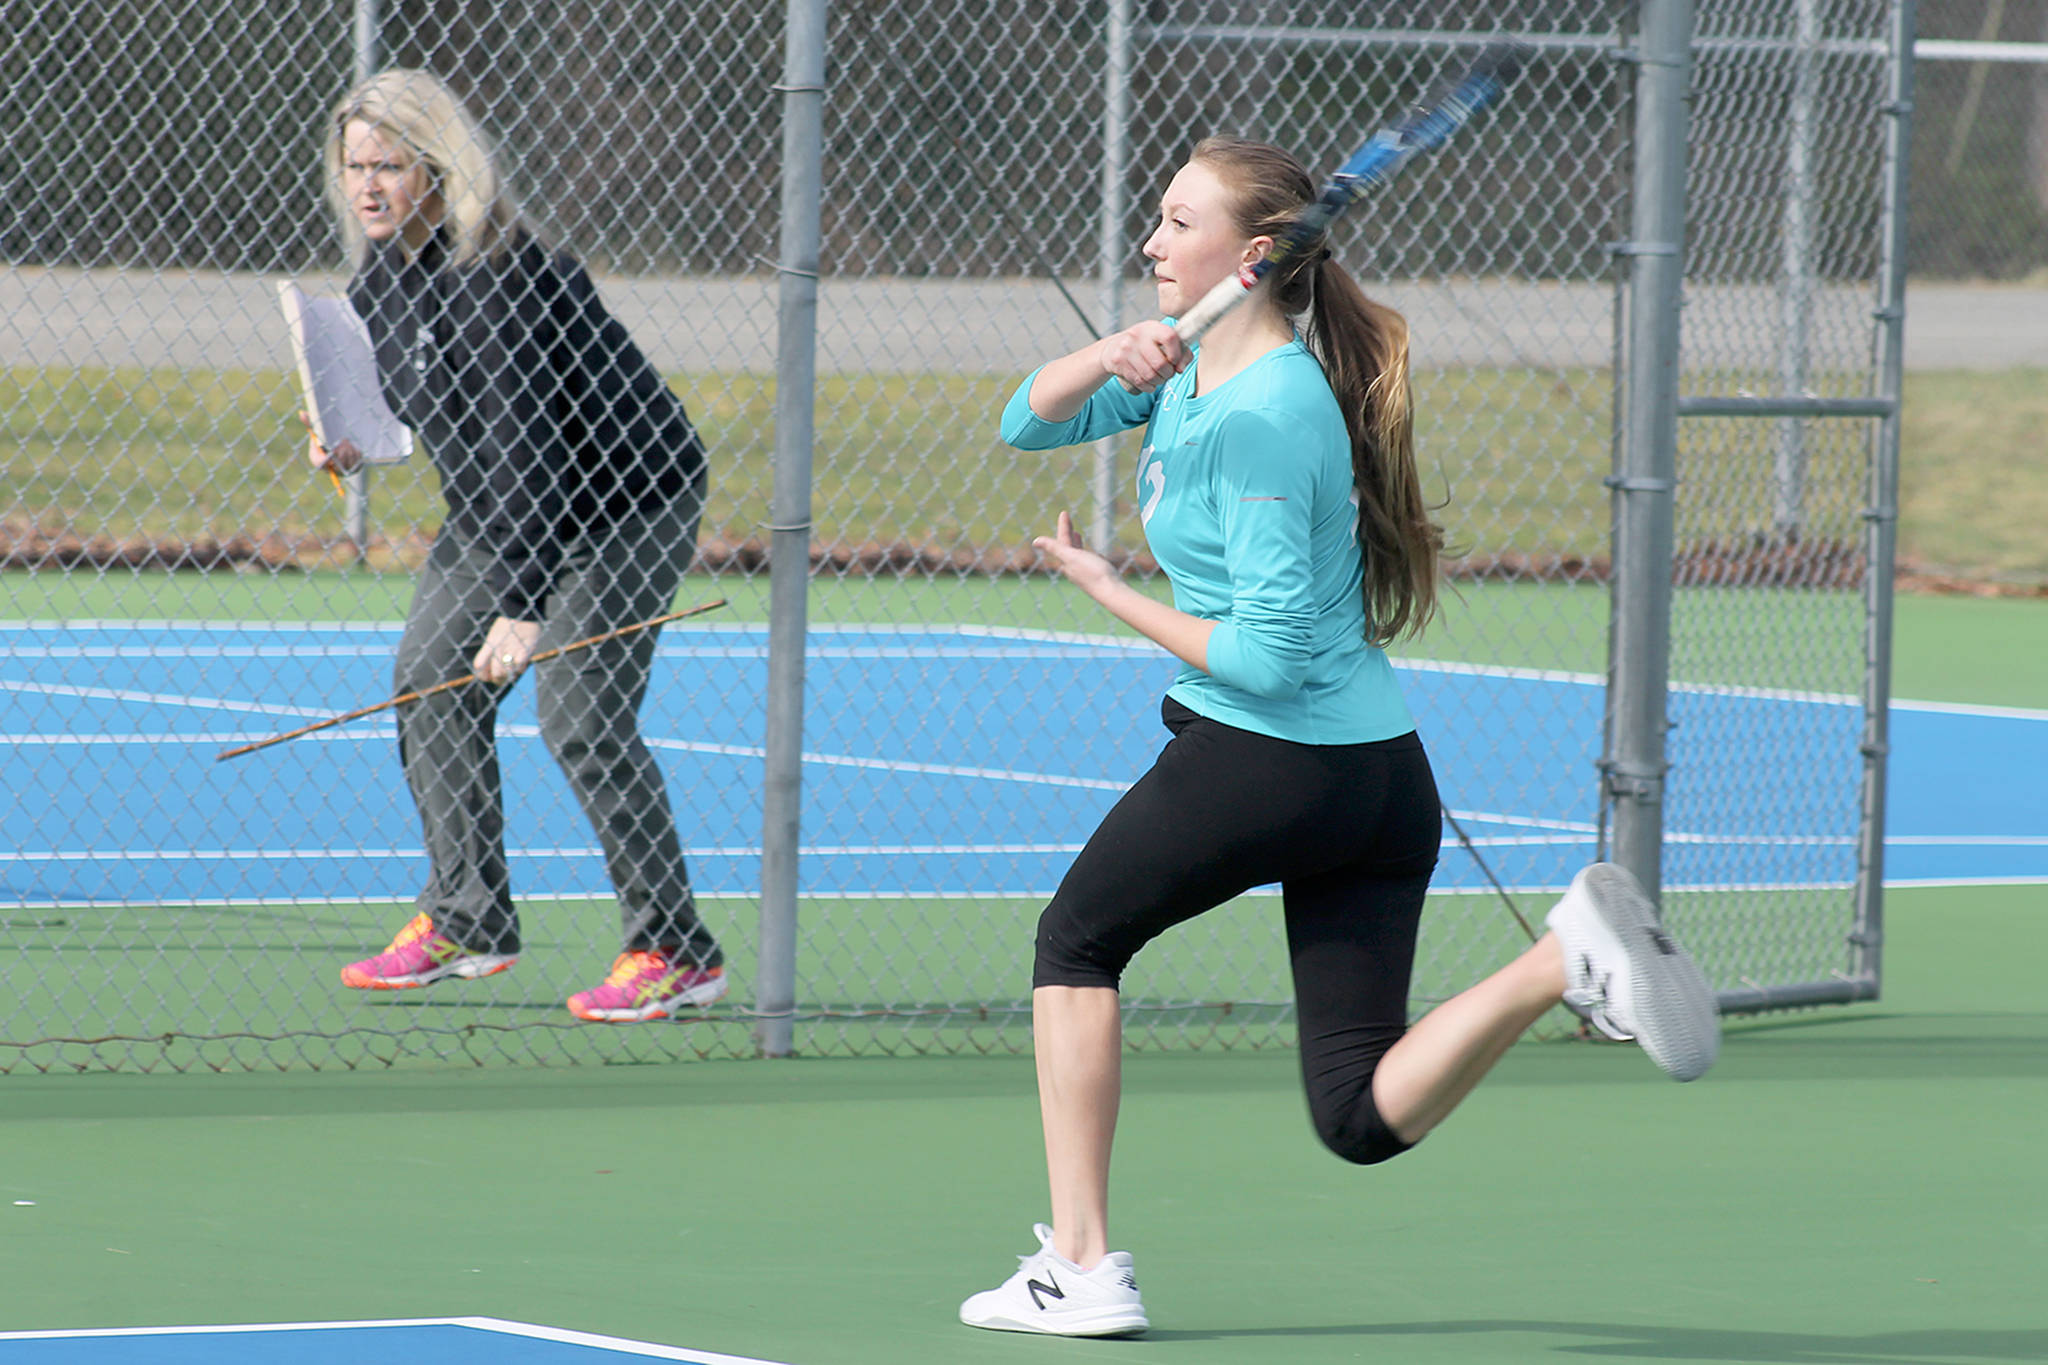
[1604,0,1696,902]
[756,0,828,1060]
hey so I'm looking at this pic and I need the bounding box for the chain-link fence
[2,1,1917,1072]
[1660,0,1904,1010]
[1910,0,2048,280]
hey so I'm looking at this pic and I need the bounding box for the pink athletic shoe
[567,949,727,1022]
[339,913,516,990]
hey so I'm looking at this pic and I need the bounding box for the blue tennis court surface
[0,1318,789,1363]
[2,621,2042,908]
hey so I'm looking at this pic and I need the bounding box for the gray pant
[393,490,720,966]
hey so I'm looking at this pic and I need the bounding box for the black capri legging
[1035,697,1441,1165]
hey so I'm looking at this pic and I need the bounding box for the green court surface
[3,882,2043,1364]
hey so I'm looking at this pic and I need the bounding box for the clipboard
[278,281,413,465]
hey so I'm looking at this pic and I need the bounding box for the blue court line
[0,1317,792,1364]
[2,623,2042,908]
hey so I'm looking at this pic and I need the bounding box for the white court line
[0,619,758,635]
[0,1316,795,1365]
[0,678,324,719]
[1886,875,2048,888]
[1,730,396,745]
[1396,656,1604,687]
[7,645,385,659]
[643,737,1134,791]
[0,620,414,633]
[958,621,1174,652]
[1444,807,1600,834]
[9,620,2043,716]
[0,724,1142,791]
[1884,834,2048,846]
[5,881,2031,910]
[8,833,2038,870]
[1452,833,2048,848]
[0,843,1081,866]
[1401,655,2048,720]
[1887,696,2048,721]
[0,619,1100,637]
[2,643,1151,661]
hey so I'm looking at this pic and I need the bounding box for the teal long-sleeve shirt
[1000,335,1415,746]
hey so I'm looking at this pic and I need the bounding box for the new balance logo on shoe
[1644,926,1678,956]
[1027,1272,1065,1310]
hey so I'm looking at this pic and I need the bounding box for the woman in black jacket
[313,69,726,1021]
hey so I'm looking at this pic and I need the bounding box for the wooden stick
[215,597,727,762]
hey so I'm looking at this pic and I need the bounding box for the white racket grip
[1173,273,1253,344]
[1113,273,1254,392]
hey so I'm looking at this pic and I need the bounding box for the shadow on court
[1145,1321,2048,1362]
[1709,1014,2048,1082]
[1457,1005,2048,1087]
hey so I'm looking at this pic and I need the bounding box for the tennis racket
[1170,42,1529,345]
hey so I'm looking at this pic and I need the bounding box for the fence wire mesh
[1910,0,2048,280]
[1653,0,1899,1004]
[1,1,1912,1072]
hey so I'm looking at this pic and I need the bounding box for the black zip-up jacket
[350,229,708,619]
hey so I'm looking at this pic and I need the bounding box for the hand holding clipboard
[278,281,412,496]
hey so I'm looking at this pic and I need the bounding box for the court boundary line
[1883,874,2048,888]
[5,878,2037,916]
[0,1316,793,1364]
[0,619,760,636]
[18,831,2036,869]
[13,618,2043,718]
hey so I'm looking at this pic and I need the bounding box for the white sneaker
[960,1223,1149,1337]
[1547,862,1721,1081]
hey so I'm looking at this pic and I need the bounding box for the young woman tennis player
[959,137,1721,1337]
[311,69,727,1021]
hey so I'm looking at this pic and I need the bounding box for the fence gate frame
[1607,0,1915,1012]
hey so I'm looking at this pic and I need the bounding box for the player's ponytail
[1192,137,1442,646]
[1306,259,1440,644]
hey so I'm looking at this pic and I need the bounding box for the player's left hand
[475,616,542,684]
[1033,511,1120,601]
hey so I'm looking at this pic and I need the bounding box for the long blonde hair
[1190,137,1441,645]
[324,68,519,266]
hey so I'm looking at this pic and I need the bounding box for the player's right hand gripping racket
[1170,42,1529,346]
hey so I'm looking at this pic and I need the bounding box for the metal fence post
[1853,0,1919,999]
[1774,0,1819,540]
[756,0,827,1059]
[1089,0,1132,554]
[1605,0,1695,899]
[342,0,379,555]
